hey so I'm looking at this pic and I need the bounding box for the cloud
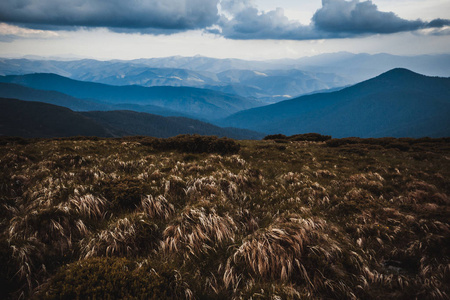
[220,0,253,15]
[0,22,59,42]
[0,0,219,32]
[312,0,449,35]
[0,0,449,40]
[218,6,320,40]
[217,0,450,40]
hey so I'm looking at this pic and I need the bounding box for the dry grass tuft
[69,193,108,219]
[81,214,160,258]
[225,217,326,282]
[162,207,236,259]
[140,195,175,220]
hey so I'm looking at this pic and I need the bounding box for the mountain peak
[380,68,419,77]
[364,68,430,86]
[224,69,450,138]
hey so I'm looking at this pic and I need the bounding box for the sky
[0,0,449,60]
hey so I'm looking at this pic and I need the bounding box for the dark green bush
[101,178,149,210]
[326,137,361,147]
[0,136,34,145]
[385,142,410,151]
[264,133,332,142]
[263,134,287,140]
[37,257,182,300]
[326,137,432,150]
[289,133,332,142]
[51,136,102,141]
[141,135,240,155]
[0,240,20,297]
[337,145,369,155]
[273,139,289,144]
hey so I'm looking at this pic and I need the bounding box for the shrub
[141,135,240,155]
[0,240,20,297]
[288,133,332,142]
[0,136,34,145]
[385,142,410,151]
[101,178,149,210]
[263,134,287,140]
[325,137,445,150]
[51,136,102,141]
[36,257,186,300]
[264,133,332,142]
[326,137,361,147]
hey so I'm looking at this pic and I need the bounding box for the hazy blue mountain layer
[0,56,353,101]
[0,73,261,120]
[0,98,263,139]
[221,69,450,138]
[80,110,263,139]
[0,98,114,138]
[0,82,193,117]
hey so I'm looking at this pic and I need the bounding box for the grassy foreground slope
[0,136,449,299]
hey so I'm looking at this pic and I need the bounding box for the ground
[0,135,449,299]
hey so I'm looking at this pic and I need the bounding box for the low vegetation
[264,133,332,142]
[0,135,449,299]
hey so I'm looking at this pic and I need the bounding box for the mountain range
[221,68,450,138]
[2,52,448,81]
[11,53,450,102]
[0,73,261,120]
[0,98,112,138]
[115,53,450,78]
[286,52,450,82]
[0,64,449,139]
[0,98,263,139]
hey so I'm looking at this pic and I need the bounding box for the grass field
[1,135,449,299]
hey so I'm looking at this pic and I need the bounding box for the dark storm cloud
[0,0,219,31]
[427,19,450,28]
[218,7,321,40]
[313,0,448,34]
[217,0,450,40]
[0,0,449,40]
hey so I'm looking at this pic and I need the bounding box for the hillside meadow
[0,135,449,299]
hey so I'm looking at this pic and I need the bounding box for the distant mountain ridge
[0,98,113,138]
[2,52,448,78]
[0,56,353,101]
[222,68,450,138]
[0,82,194,117]
[287,52,450,82]
[0,73,261,120]
[0,98,264,139]
[128,54,450,78]
[80,111,263,139]
[0,82,111,111]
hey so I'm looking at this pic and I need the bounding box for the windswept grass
[140,195,175,221]
[81,214,160,258]
[0,136,448,299]
[162,207,236,259]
